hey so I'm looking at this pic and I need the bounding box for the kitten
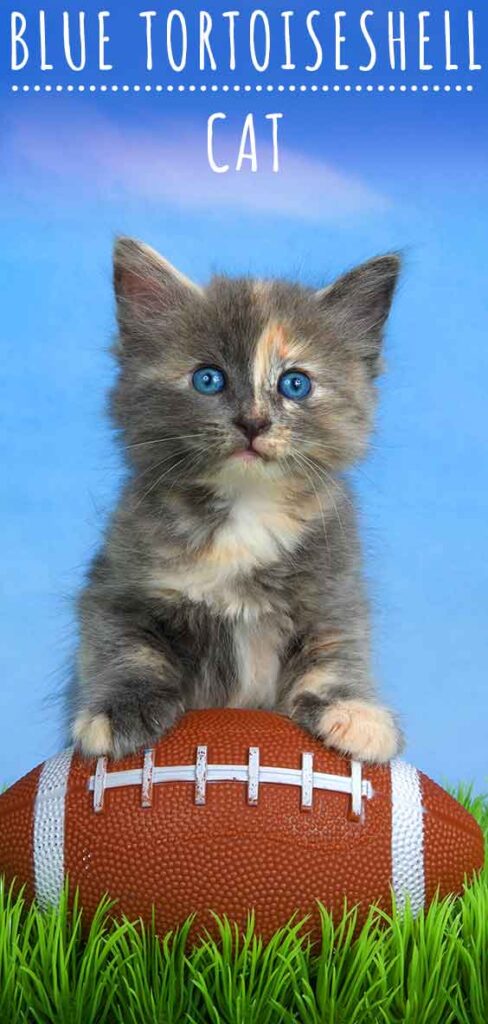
[70,237,404,763]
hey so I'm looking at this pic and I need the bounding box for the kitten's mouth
[231,445,266,462]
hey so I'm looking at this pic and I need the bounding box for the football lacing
[87,746,373,819]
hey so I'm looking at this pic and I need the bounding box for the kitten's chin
[205,452,287,488]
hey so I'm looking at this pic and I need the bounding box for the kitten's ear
[316,254,401,375]
[113,237,202,320]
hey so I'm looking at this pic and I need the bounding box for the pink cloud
[6,113,387,222]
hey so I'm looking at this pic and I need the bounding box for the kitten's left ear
[113,236,202,320]
[316,254,401,375]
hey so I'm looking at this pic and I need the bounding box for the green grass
[0,784,486,1024]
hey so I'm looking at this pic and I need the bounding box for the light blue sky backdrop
[1,0,487,788]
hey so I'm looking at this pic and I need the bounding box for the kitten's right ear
[113,237,202,320]
[314,254,400,376]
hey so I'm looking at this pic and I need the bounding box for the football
[0,709,483,942]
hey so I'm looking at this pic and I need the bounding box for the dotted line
[10,83,475,94]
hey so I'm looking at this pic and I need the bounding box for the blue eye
[192,366,226,395]
[278,370,312,400]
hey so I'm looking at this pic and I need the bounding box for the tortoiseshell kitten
[70,237,404,763]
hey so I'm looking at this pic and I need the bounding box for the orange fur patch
[253,321,290,392]
[308,632,344,656]
[253,424,292,460]
[292,664,339,698]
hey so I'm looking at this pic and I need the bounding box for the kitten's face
[111,240,399,494]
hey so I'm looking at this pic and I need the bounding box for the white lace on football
[87,746,373,818]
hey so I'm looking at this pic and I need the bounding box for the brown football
[0,709,483,942]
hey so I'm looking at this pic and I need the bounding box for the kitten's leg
[71,602,187,759]
[282,640,403,763]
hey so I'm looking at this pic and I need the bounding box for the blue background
[0,0,487,789]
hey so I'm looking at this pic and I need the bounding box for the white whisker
[134,450,200,509]
[297,450,348,542]
[289,449,331,563]
[126,434,206,450]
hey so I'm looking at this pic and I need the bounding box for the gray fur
[68,238,404,761]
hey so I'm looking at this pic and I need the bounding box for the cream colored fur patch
[72,710,113,756]
[230,620,283,708]
[318,699,400,763]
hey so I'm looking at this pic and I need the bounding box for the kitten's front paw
[72,710,114,757]
[72,693,184,759]
[317,699,403,762]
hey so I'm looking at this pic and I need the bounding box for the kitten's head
[110,238,400,495]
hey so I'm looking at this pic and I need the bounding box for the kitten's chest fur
[149,480,304,705]
[151,480,304,618]
[229,617,284,708]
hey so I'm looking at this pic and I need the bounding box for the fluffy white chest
[230,619,282,708]
[215,488,298,564]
